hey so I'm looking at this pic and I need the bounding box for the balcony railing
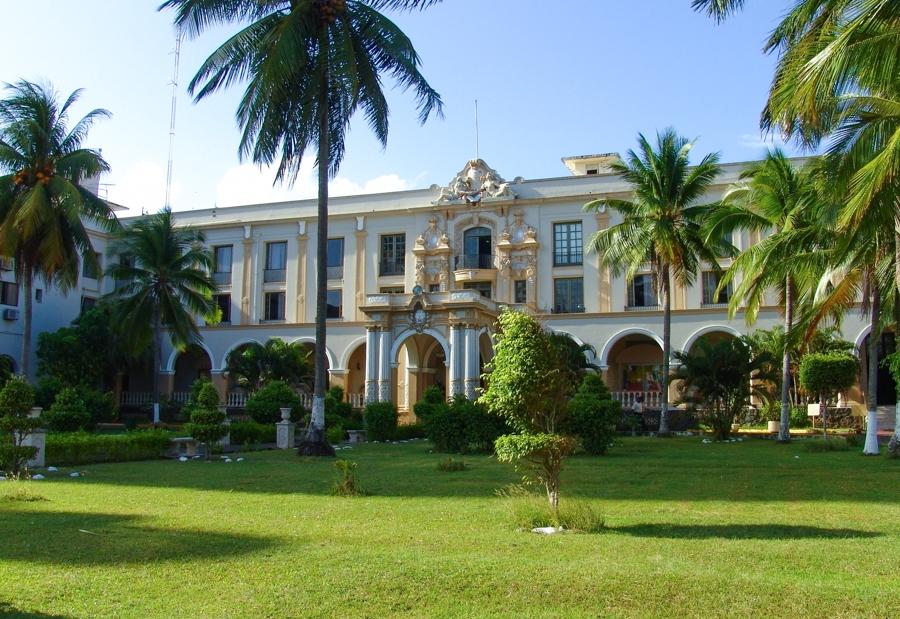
[349,393,366,410]
[212,271,232,286]
[612,391,663,410]
[326,265,344,280]
[455,253,494,270]
[379,259,405,276]
[264,268,286,283]
[625,304,660,311]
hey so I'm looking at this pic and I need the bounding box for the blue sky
[0,0,798,215]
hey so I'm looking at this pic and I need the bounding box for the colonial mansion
[0,154,883,417]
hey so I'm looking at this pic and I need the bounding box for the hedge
[45,430,173,466]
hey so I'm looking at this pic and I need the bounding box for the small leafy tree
[673,337,775,440]
[799,353,859,438]
[567,375,621,455]
[244,380,304,424]
[364,402,398,442]
[184,380,227,459]
[479,309,575,514]
[43,388,92,433]
[0,376,39,477]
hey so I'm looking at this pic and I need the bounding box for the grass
[1,437,899,618]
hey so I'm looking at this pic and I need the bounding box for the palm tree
[691,0,746,22]
[585,129,727,435]
[106,208,217,424]
[706,150,828,442]
[226,338,313,392]
[0,80,119,379]
[160,0,443,454]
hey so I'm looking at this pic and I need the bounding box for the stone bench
[168,437,203,458]
[347,430,367,444]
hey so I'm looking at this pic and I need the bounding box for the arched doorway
[173,345,213,398]
[603,331,664,409]
[394,333,447,421]
[461,227,492,269]
[344,341,367,409]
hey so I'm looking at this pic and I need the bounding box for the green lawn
[1,438,899,618]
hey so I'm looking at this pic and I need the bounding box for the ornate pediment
[498,209,537,246]
[413,215,451,253]
[433,159,517,205]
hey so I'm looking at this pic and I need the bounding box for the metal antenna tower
[164,31,183,210]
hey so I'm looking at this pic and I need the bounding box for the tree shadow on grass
[0,509,280,566]
[0,603,71,618]
[611,523,882,540]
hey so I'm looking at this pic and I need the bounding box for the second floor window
[214,245,233,285]
[554,277,584,313]
[265,241,287,283]
[702,271,732,306]
[326,289,342,319]
[213,293,231,324]
[1,281,19,306]
[628,274,658,308]
[264,291,285,321]
[380,234,405,276]
[82,252,101,280]
[553,222,583,266]
[327,238,344,279]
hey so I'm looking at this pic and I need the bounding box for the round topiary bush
[567,376,621,455]
[245,380,305,424]
[364,402,398,441]
[185,381,228,458]
[44,387,92,432]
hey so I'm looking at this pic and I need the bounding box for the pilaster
[296,221,309,323]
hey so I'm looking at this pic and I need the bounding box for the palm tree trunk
[863,283,881,454]
[659,269,671,436]
[307,62,331,454]
[778,276,794,442]
[20,269,32,380]
[152,306,162,424]
[895,224,900,442]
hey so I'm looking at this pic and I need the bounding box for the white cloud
[106,160,184,216]
[737,132,786,150]
[215,161,410,208]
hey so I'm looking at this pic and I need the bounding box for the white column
[378,328,393,402]
[449,324,463,397]
[364,328,378,403]
[464,327,479,399]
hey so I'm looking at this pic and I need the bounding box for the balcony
[625,304,660,312]
[379,259,405,277]
[212,271,232,286]
[264,268,286,283]
[455,253,494,270]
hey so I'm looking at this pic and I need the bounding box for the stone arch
[853,324,873,358]
[681,325,742,355]
[549,329,596,365]
[219,338,263,371]
[339,336,368,371]
[390,328,451,366]
[286,336,337,370]
[452,214,500,257]
[171,344,214,392]
[167,341,215,373]
[599,328,664,368]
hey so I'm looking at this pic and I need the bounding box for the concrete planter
[767,421,780,433]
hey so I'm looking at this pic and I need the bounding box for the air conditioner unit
[2,308,19,321]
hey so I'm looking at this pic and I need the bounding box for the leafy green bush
[364,402,398,441]
[326,386,353,418]
[424,395,507,453]
[567,376,620,455]
[245,380,304,424]
[45,430,172,466]
[43,388,92,432]
[326,424,345,444]
[331,459,364,496]
[394,423,426,440]
[790,406,811,428]
[0,377,39,476]
[184,381,227,457]
[413,386,445,422]
[887,434,900,459]
[500,486,604,533]
[229,421,276,445]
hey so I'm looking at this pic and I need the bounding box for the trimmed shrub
[790,406,811,428]
[327,423,345,444]
[364,402,398,441]
[568,376,621,455]
[245,380,305,424]
[0,377,39,476]
[229,421,277,445]
[394,423,426,440]
[424,398,464,452]
[413,386,445,422]
[326,386,354,418]
[184,381,227,457]
[43,388,92,432]
[424,395,507,453]
[45,430,172,466]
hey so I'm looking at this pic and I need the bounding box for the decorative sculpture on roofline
[434,159,517,204]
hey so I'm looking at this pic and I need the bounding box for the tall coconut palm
[107,208,217,424]
[160,0,443,454]
[706,150,828,442]
[0,80,119,378]
[585,129,727,435]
